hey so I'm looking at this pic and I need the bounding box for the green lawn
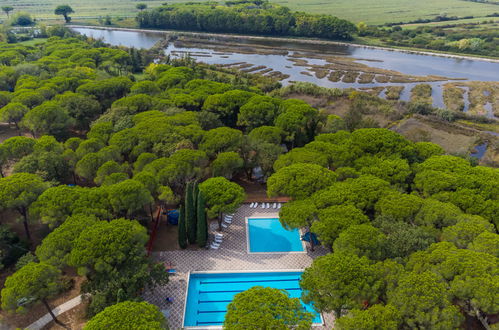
[1,0,498,24]
[274,0,499,24]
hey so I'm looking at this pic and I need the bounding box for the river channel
[71,27,499,111]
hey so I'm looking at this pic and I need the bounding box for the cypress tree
[196,190,208,248]
[192,182,199,213]
[185,181,197,244]
[178,204,187,249]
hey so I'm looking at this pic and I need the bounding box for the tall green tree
[0,173,49,240]
[85,301,167,330]
[2,6,13,18]
[311,205,369,248]
[224,286,314,329]
[1,262,66,327]
[68,218,167,315]
[211,151,243,179]
[35,214,99,268]
[199,177,245,219]
[387,271,463,329]
[21,101,73,138]
[29,185,83,228]
[54,5,74,23]
[301,252,381,317]
[185,181,196,244]
[106,179,154,218]
[196,189,207,248]
[333,224,386,261]
[267,163,337,200]
[178,204,187,249]
[0,102,28,131]
[279,199,318,250]
[336,304,402,330]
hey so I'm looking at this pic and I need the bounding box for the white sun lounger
[277,203,282,209]
[273,203,277,208]
[221,222,228,228]
[210,243,220,249]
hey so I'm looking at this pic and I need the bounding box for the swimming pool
[246,217,305,253]
[183,271,323,327]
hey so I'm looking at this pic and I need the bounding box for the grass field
[0,0,498,24]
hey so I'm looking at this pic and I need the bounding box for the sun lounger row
[210,232,224,249]
[249,202,282,209]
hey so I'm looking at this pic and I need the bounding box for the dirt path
[27,295,85,330]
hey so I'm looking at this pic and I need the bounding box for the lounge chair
[250,202,255,208]
[267,203,271,208]
[224,217,232,223]
[225,215,233,219]
[215,233,223,238]
[210,243,220,249]
[277,203,282,209]
[221,222,228,228]
[214,237,223,243]
[273,203,277,208]
[254,203,259,208]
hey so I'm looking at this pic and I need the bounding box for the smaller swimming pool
[246,217,305,253]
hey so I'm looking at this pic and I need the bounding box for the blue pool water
[247,218,304,253]
[183,271,322,327]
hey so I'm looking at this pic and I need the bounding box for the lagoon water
[72,27,499,109]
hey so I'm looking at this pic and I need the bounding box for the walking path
[26,295,84,330]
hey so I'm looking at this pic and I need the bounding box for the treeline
[136,1,356,40]
[360,22,499,58]
[384,14,475,27]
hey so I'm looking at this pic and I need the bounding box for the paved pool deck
[143,204,333,329]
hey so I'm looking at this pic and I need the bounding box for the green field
[275,0,499,24]
[1,0,498,24]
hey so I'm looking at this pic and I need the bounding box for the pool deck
[143,204,333,329]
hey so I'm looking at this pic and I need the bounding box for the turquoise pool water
[183,271,322,327]
[247,217,304,253]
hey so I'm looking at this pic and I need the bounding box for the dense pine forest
[0,29,497,329]
[136,1,357,40]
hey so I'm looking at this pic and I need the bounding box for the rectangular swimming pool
[183,271,322,327]
[246,217,305,253]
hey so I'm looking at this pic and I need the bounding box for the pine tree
[185,181,197,244]
[196,190,208,247]
[178,204,187,249]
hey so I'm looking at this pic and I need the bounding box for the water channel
[72,27,499,111]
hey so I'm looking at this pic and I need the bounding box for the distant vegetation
[360,19,499,58]
[0,0,498,25]
[137,1,357,40]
